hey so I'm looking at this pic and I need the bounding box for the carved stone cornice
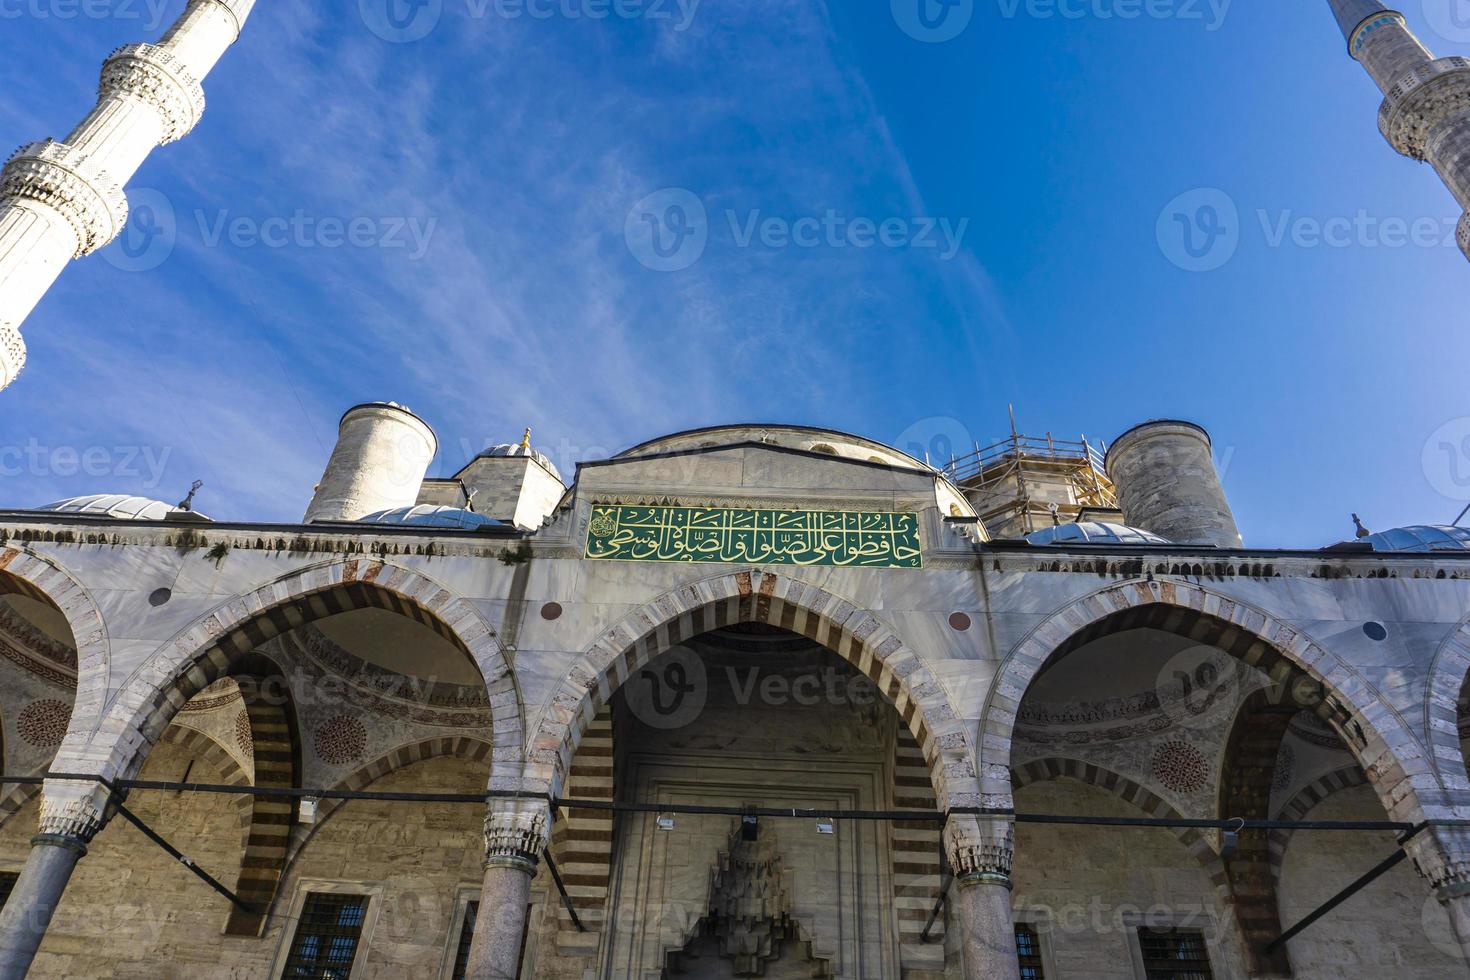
[100,44,206,144]
[0,141,128,256]
[0,321,24,393]
[1378,57,1470,159]
[484,803,548,875]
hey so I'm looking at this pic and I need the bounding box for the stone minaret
[0,0,257,391]
[1328,1,1470,262]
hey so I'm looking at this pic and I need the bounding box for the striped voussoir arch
[1425,620,1470,801]
[1011,757,1228,896]
[551,706,615,960]
[529,570,977,818]
[309,736,495,832]
[0,548,109,737]
[225,675,297,936]
[1219,692,1298,976]
[986,581,1433,832]
[92,560,521,787]
[1268,765,1369,879]
[158,725,253,834]
[891,728,944,973]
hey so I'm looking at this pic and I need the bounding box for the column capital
[100,44,206,145]
[946,819,1014,887]
[0,322,25,393]
[37,779,112,847]
[484,801,549,877]
[0,141,128,257]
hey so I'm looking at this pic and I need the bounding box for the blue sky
[1,0,1467,547]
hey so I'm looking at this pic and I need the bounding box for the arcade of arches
[0,552,1466,979]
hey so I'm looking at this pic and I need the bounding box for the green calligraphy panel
[584,505,923,568]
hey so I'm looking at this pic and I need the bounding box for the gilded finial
[520,427,532,451]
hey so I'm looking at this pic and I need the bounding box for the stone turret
[1326,1,1470,262]
[1104,421,1242,549]
[0,0,257,391]
[304,403,437,524]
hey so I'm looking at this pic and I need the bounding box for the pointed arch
[1268,765,1369,880]
[983,579,1439,831]
[524,569,977,816]
[1424,617,1470,800]
[57,560,522,791]
[1012,757,1228,892]
[0,548,108,739]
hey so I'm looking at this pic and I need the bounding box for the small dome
[477,443,562,481]
[1026,521,1171,546]
[359,506,505,531]
[1364,525,1470,553]
[36,494,209,521]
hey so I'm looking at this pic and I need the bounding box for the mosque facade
[0,407,1464,979]
[0,1,1468,978]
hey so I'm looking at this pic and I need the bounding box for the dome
[1026,521,1171,547]
[1364,525,1470,553]
[358,505,505,531]
[36,494,209,521]
[477,442,562,481]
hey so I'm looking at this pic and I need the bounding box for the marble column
[463,803,548,980]
[948,821,1021,980]
[0,782,108,979]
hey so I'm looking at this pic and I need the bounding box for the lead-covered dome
[359,505,505,531]
[1364,525,1470,553]
[36,494,209,521]
[478,443,562,482]
[1026,521,1170,546]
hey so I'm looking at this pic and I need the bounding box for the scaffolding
[942,412,1119,539]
